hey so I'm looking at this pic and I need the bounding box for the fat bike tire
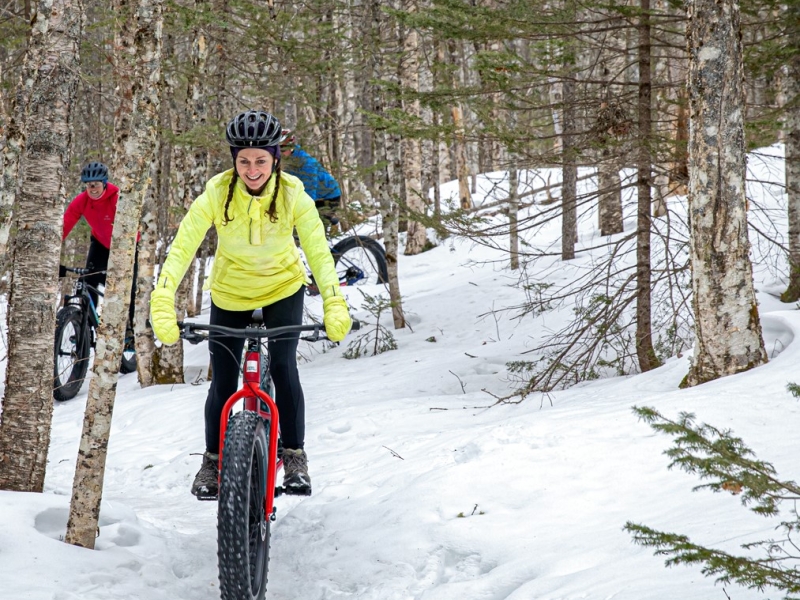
[218,411,271,600]
[53,306,90,402]
[331,235,389,285]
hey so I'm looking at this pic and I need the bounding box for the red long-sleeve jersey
[62,183,121,249]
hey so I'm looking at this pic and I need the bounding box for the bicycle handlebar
[60,265,106,277]
[178,318,360,345]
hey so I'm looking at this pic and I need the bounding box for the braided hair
[222,165,283,226]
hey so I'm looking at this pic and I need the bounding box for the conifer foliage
[625,406,800,598]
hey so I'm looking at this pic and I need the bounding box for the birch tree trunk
[134,151,160,388]
[653,0,689,201]
[549,75,564,156]
[400,1,428,256]
[0,112,23,263]
[372,0,404,329]
[0,16,36,267]
[635,0,659,372]
[508,165,519,270]
[151,34,184,384]
[561,73,577,261]
[181,8,210,318]
[401,0,428,255]
[65,0,161,548]
[683,0,767,387]
[0,0,83,492]
[448,40,472,210]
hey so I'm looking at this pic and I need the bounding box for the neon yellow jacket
[156,169,340,310]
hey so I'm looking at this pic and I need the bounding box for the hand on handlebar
[322,296,351,342]
[150,288,179,345]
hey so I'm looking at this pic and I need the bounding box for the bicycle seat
[251,309,264,325]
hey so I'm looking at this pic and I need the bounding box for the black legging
[205,286,306,454]
[82,236,138,326]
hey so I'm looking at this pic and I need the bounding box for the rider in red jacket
[62,162,138,325]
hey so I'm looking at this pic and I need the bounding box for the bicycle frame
[179,320,327,514]
[218,336,282,518]
[61,268,104,351]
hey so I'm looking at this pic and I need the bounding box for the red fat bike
[178,313,358,600]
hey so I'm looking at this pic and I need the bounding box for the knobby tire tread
[218,411,270,600]
[53,306,90,402]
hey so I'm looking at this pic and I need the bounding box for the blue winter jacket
[282,146,342,202]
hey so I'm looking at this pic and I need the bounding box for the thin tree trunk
[372,0,404,329]
[595,12,625,237]
[447,40,472,210]
[598,149,623,236]
[151,33,184,384]
[0,0,83,492]
[782,4,800,302]
[636,0,659,372]
[508,165,519,270]
[683,0,767,387]
[401,0,428,255]
[452,105,472,210]
[561,74,577,261]
[65,0,161,548]
[0,14,36,265]
[134,149,160,388]
[183,7,209,318]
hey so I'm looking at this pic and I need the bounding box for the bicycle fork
[218,346,282,519]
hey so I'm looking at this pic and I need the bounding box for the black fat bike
[305,215,389,295]
[53,265,137,401]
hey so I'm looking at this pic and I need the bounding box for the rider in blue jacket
[280,129,341,214]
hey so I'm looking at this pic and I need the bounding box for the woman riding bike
[62,161,138,327]
[150,110,351,499]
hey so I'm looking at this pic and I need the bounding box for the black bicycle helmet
[226,111,282,148]
[81,161,109,183]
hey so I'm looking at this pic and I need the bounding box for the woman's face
[85,181,104,200]
[235,148,275,192]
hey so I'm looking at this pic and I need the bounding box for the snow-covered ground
[1,147,797,599]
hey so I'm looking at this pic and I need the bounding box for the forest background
[0,0,799,581]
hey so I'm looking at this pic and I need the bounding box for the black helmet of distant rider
[225,111,283,162]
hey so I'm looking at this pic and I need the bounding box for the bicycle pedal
[194,492,219,502]
[281,486,312,497]
[275,486,284,497]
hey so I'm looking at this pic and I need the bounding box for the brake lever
[183,332,207,345]
[300,327,323,343]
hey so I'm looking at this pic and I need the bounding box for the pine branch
[628,406,800,599]
[625,522,800,597]
[632,406,800,515]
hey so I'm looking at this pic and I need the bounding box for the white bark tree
[401,0,429,255]
[65,0,162,548]
[0,0,83,492]
[683,0,767,387]
[372,0,405,329]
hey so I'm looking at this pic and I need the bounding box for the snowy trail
[3,149,800,599]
